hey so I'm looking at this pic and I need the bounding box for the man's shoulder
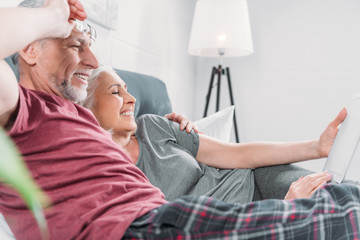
[10,85,97,135]
[19,85,87,114]
[20,85,69,105]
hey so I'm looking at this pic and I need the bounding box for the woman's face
[91,71,137,134]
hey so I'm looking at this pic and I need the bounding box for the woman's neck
[112,131,139,164]
[111,131,132,148]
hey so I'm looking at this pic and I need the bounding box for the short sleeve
[166,117,199,157]
[8,85,32,137]
[136,114,199,157]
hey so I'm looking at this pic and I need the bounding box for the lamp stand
[203,65,240,143]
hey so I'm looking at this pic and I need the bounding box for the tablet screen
[323,93,360,183]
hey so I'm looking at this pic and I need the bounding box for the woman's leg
[252,164,313,200]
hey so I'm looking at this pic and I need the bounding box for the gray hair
[12,0,44,65]
[81,66,116,109]
[18,0,44,7]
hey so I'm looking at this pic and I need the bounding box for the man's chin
[62,86,87,103]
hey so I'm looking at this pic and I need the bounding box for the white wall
[194,0,360,173]
[0,0,21,6]
[89,0,197,118]
[4,0,360,175]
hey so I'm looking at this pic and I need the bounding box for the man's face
[36,28,99,103]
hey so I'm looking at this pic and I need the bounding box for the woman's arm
[196,108,347,169]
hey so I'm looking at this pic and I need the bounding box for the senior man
[0,0,360,240]
[0,1,168,239]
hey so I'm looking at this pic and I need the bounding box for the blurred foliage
[0,127,50,238]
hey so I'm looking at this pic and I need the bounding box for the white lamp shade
[188,0,253,57]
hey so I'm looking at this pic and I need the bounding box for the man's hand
[164,112,199,133]
[46,0,86,20]
[317,108,347,158]
[284,172,332,200]
[67,0,87,21]
[44,0,87,39]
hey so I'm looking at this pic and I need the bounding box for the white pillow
[194,106,235,142]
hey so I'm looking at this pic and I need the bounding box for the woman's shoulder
[136,113,168,122]
[136,114,169,128]
[135,114,175,141]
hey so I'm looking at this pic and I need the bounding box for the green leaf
[0,127,50,238]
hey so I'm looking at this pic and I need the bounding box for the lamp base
[203,65,240,143]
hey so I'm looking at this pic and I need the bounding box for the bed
[1,57,321,239]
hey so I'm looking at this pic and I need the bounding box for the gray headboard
[114,69,172,118]
[5,56,172,118]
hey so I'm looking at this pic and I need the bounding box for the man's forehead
[75,20,97,42]
[67,29,93,45]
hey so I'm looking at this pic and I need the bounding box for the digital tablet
[323,93,360,183]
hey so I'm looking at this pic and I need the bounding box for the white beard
[51,76,87,103]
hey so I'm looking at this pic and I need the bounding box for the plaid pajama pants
[123,183,360,240]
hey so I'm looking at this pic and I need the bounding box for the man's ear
[18,44,37,66]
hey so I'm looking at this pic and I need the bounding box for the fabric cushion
[194,106,235,142]
[0,214,14,240]
[4,56,19,80]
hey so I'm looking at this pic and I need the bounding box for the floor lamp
[188,0,254,143]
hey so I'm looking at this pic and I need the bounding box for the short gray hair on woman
[81,65,116,109]
[12,0,45,65]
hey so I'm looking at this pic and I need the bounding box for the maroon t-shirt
[0,86,167,239]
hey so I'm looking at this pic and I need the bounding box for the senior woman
[81,66,343,203]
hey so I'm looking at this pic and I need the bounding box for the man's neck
[19,78,35,90]
[19,74,63,99]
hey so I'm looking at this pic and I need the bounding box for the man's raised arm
[0,0,86,128]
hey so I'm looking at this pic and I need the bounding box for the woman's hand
[317,108,347,158]
[164,112,199,133]
[284,172,332,200]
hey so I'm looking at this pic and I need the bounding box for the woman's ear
[18,44,37,66]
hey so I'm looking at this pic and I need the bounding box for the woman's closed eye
[109,84,128,96]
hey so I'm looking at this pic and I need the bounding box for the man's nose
[81,48,99,69]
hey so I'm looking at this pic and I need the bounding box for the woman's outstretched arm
[196,108,347,169]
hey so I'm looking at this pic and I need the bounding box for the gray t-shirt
[135,114,255,204]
